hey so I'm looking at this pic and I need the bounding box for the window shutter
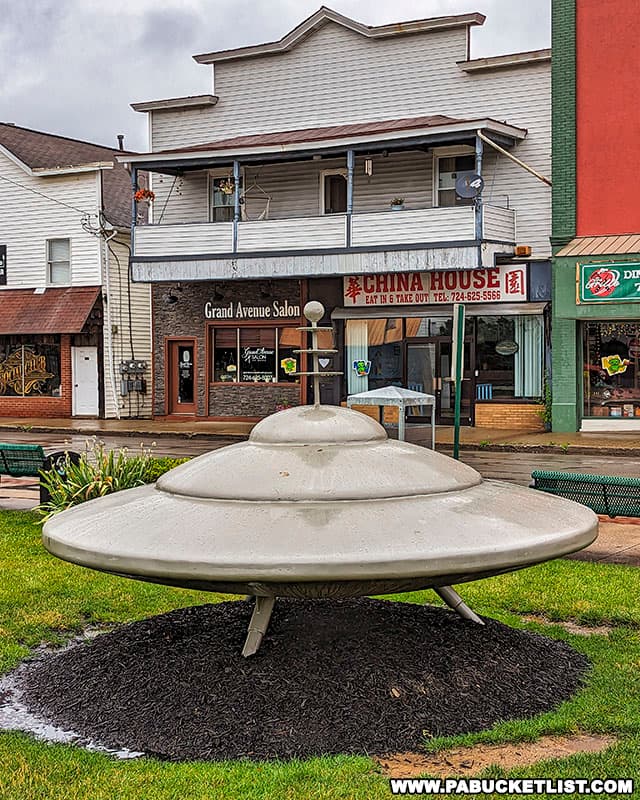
[214,328,238,348]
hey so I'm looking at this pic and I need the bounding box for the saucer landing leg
[242,595,276,657]
[435,586,484,626]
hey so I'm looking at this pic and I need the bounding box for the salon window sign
[204,300,300,319]
[343,265,527,307]
[579,263,640,303]
[0,245,6,286]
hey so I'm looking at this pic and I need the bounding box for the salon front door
[406,337,474,425]
[167,340,196,415]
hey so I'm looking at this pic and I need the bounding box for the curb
[436,443,640,457]
[0,424,246,441]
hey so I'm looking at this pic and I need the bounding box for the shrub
[145,456,190,483]
[38,439,189,519]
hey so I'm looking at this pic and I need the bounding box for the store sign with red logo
[343,266,527,307]
[579,263,640,303]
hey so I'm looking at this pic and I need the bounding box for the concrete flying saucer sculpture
[43,302,598,657]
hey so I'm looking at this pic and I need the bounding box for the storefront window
[476,316,542,398]
[345,319,403,393]
[211,327,300,384]
[345,315,543,399]
[213,328,238,382]
[583,321,640,418]
[0,336,61,397]
[277,328,303,383]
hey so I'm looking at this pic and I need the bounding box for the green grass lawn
[1,509,639,799]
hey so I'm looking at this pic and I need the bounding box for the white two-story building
[124,6,551,428]
[0,123,152,419]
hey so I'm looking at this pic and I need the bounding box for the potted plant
[390,197,405,211]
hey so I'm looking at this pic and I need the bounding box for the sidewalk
[0,415,639,454]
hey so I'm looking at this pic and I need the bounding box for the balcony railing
[133,205,515,258]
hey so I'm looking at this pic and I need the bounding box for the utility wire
[0,172,95,216]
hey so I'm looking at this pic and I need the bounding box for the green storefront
[553,252,640,431]
[551,0,640,431]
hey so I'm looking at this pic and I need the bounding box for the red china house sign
[343,266,527,307]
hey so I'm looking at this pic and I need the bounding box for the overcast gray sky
[1,0,550,152]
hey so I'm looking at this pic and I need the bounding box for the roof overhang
[458,49,551,73]
[32,161,114,176]
[119,118,526,173]
[556,235,640,257]
[131,95,219,113]
[194,6,485,64]
[0,287,101,335]
[0,143,113,177]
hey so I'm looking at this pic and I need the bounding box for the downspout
[130,166,137,255]
[102,229,121,419]
[233,160,240,252]
[346,149,354,247]
[474,134,483,267]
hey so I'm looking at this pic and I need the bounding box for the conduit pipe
[477,130,552,187]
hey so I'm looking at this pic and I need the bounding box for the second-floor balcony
[134,204,515,255]
[124,115,526,282]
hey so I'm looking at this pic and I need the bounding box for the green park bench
[531,470,640,519]
[0,443,46,478]
[0,443,81,504]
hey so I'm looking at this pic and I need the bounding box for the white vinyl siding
[351,207,476,246]
[0,155,102,287]
[151,25,469,148]
[101,236,153,418]
[149,152,433,226]
[135,222,234,255]
[149,20,551,257]
[237,215,346,251]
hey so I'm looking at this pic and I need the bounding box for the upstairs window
[46,239,70,285]
[435,151,476,207]
[209,172,243,223]
[321,171,347,214]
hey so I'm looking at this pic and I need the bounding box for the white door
[72,346,99,416]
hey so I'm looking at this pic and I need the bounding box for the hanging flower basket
[218,178,235,196]
[134,188,155,202]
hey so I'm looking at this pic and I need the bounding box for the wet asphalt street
[0,428,637,489]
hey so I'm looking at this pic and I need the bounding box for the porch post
[233,160,241,252]
[346,149,355,247]
[130,166,137,256]
[474,134,484,247]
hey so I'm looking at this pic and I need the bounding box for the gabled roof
[194,6,485,64]
[0,122,138,228]
[0,122,127,171]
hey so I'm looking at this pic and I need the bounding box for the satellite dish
[455,173,484,199]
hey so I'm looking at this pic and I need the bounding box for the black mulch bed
[15,598,589,761]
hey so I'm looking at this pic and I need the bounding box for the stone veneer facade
[152,279,304,418]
